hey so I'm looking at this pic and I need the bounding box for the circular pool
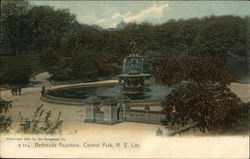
[49,85,173,100]
[41,81,174,106]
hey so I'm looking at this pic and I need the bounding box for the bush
[0,99,12,133]
[233,102,250,131]
[49,65,73,81]
[18,104,63,134]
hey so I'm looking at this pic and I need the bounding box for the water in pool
[49,85,174,100]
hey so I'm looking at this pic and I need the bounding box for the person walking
[11,87,18,95]
[11,86,14,95]
[41,85,46,96]
[17,86,22,96]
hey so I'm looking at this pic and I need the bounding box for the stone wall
[126,109,163,124]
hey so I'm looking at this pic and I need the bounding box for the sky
[30,1,250,28]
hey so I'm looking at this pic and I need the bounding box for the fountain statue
[117,40,152,94]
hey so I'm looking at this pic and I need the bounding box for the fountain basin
[41,81,174,107]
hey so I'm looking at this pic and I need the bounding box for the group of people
[10,84,48,96]
[11,86,22,96]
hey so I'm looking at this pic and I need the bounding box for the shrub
[18,104,63,134]
[0,99,12,133]
[232,102,250,131]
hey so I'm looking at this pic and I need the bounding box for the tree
[1,2,81,55]
[2,2,248,83]
[1,0,32,55]
[161,84,242,132]
[192,16,248,57]
[27,6,80,53]
[155,57,239,86]
[0,60,32,85]
[70,49,100,80]
[156,57,244,133]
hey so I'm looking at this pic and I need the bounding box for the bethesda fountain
[42,40,173,102]
[118,40,152,94]
[41,40,174,124]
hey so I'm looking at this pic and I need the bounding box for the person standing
[17,86,22,96]
[41,85,46,96]
[11,87,18,95]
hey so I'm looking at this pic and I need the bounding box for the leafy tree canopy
[1,0,248,82]
[155,57,239,86]
[162,84,243,132]
[156,57,245,133]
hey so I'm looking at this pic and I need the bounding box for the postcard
[0,0,249,158]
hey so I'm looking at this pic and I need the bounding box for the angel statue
[129,39,137,54]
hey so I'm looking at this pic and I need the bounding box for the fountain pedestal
[118,74,151,94]
[118,53,151,95]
